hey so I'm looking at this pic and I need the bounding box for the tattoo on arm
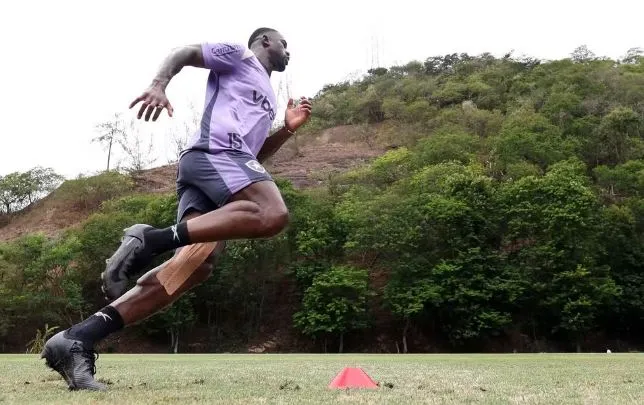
[151,44,205,90]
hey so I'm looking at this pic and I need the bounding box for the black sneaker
[101,224,154,301]
[41,331,106,391]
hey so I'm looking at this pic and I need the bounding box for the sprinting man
[42,27,312,391]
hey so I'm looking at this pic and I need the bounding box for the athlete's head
[248,27,289,72]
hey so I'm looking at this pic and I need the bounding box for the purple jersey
[184,42,277,158]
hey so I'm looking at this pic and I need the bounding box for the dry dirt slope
[0,125,385,241]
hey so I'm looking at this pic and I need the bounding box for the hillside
[0,125,385,241]
[1,49,643,355]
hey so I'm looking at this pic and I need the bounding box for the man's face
[265,31,290,72]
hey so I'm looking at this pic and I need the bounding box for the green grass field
[0,353,642,404]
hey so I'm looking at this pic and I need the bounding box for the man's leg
[102,151,286,300]
[110,178,288,323]
[111,225,226,324]
[95,176,288,332]
[185,179,288,242]
[42,176,285,390]
[138,180,288,247]
[41,210,221,391]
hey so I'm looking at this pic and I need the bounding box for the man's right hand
[129,84,174,122]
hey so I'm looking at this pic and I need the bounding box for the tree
[491,108,571,175]
[500,159,618,349]
[368,67,388,76]
[167,101,200,163]
[414,129,479,166]
[382,97,406,120]
[571,45,596,63]
[0,167,62,213]
[587,107,642,166]
[293,266,370,353]
[143,292,197,353]
[163,293,197,354]
[547,264,618,352]
[594,160,644,198]
[621,47,643,64]
[93,113,126,172]
[288,190,346,289]
[425,258,516,347]
[0,172,27,213]
[383,259,439,353]
[118,118,157,174]
[21,167,64,205]
[599,202,644,341]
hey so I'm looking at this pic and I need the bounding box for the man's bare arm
[130,44,205,121]
[257,97,312,162]
[150,44,205,91]
[257,127,295,163]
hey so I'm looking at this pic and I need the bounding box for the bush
[57,171,134,211]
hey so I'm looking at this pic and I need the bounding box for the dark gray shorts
[175,149,273,222]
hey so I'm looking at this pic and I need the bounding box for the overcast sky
[0,0,642,179]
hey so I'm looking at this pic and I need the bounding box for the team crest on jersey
[245,160,266,174]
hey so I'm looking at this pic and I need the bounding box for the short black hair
[248,27,278,48]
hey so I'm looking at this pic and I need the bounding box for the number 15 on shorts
[228,133,242,150]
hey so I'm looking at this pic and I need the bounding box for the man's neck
[251,48,272,76]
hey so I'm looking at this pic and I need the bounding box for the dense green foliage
[0,167,63,214]
[1,49,643,353]
[294,265,371,353]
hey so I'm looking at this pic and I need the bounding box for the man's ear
[262,34,270,48]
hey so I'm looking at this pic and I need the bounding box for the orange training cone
[328,367,378,389]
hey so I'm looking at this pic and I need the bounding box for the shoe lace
[70,344,99,375]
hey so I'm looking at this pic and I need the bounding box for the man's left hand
[284,97,312,132]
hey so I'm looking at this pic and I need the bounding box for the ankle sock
[66,305,124,346]
[143,222,190,255]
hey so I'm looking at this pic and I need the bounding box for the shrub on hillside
[57,171,134,211]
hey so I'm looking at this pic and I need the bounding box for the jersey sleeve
[201,42,251,72]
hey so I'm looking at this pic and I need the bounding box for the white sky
[0,0,642,179]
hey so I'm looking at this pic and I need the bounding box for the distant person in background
[41,27,312,391]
